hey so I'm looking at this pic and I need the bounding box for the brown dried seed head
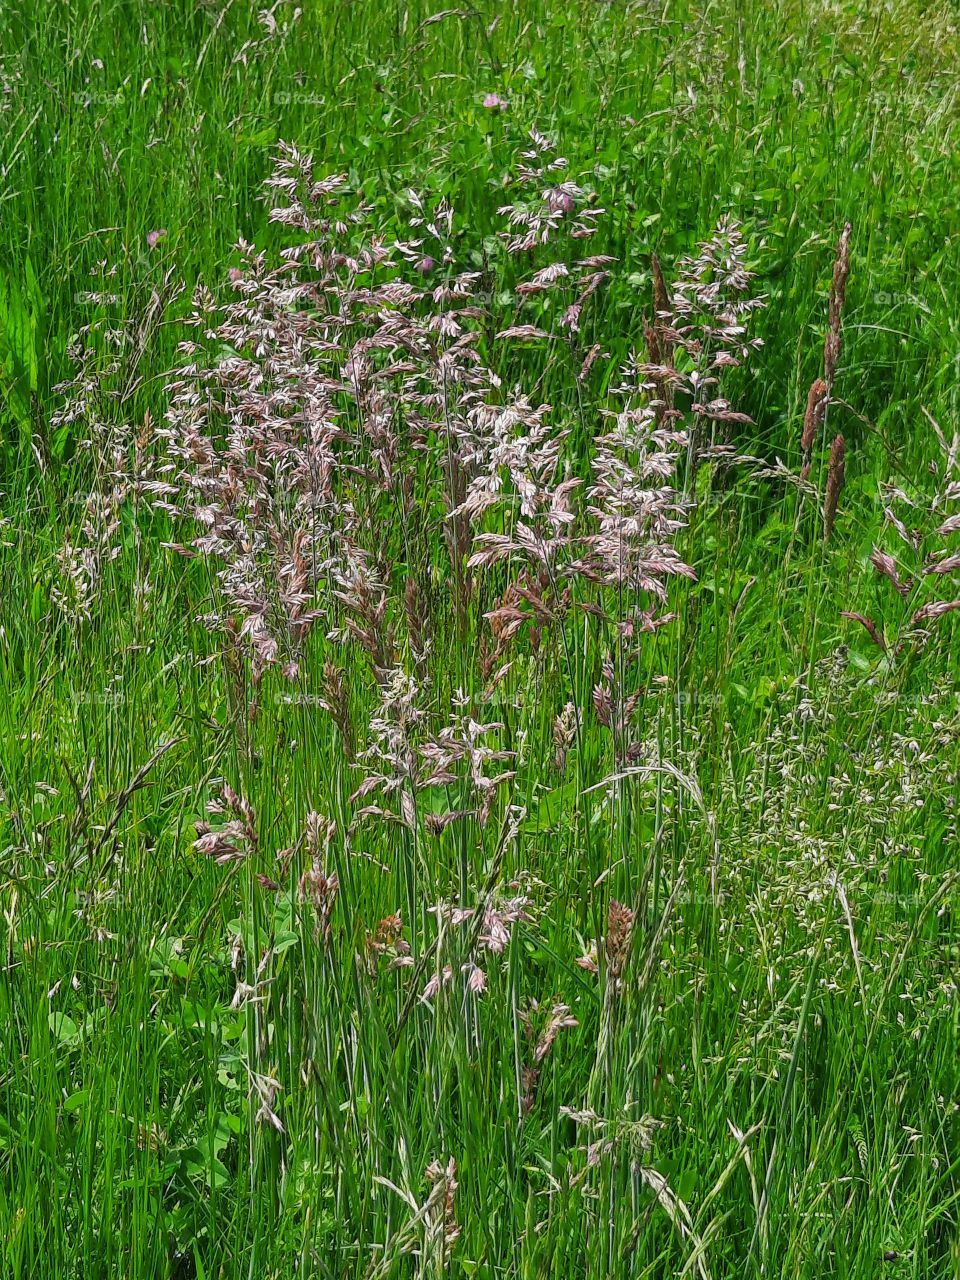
[321,658,354,755]
[801,378,828,454]
[840,611,887,653]
[912,599,960,625]
[823,328,841,391]
[520,1065,539,1115]
[298,866,339,945]
[828,223,852,335]
[869,546,912,598]
[823,223,851,390]
[534,1003,578,1064]
[606,899,634,979]
[404,575,430,675]
[651,253,671,326]
[650,253,675,377]
[592,682,614,728]
[552,702,577,770]
[823,433,846,541]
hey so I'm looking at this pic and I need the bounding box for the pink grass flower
[545,189,575,215]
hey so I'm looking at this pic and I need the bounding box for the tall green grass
[1,1,959,1277]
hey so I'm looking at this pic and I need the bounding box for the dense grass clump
[1,2,959,1278]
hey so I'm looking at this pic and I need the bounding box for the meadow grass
[1,1,959,1277]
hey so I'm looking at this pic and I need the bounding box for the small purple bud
[483,93,508,112]
[146,228,167,249]
[416,255,435,275]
